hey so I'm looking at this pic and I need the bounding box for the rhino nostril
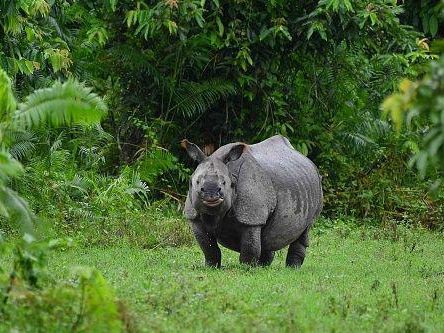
[201,187,205,192]
[217,187,221,192]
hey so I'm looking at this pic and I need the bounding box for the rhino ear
[181,139,206,163]
[224,143,247,164]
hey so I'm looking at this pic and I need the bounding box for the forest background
[1,0,444,331]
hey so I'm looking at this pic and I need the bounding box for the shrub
[0,240,129,332]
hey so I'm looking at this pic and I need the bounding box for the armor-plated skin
[183,135,323,267]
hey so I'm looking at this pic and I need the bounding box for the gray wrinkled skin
[183,135,323,268]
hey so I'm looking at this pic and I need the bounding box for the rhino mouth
[203,198,224,207]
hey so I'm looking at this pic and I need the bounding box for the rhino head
[181,139,245,217]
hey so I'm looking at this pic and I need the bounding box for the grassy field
[32,223,444,333]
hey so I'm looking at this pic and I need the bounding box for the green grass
[39,223,444,333]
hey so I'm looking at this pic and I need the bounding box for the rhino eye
[196,180,200,185]
[222,181,226,185]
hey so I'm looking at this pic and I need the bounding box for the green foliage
[2,3,444,331]
[136,147,190,188]
[0,0,72,83]
[0,66,122,332]
[4,129,37,160]
[0,70,16,121]
[15,79,108,128]
[0,184,34,235]
[8,148,192,247]
[73,267,123,332]
[0,69,107,234]
[1,0,444,239]
[0,240,125,332]
[383,56,444,184]
[171,79,236,118]
[401,0,444,38]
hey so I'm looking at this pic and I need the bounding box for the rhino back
[250,135,323,250]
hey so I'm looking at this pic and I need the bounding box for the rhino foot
[286,228,308,268]
[259,250,275,266]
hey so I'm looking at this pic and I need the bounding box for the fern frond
[340,114,392,155]
[362,119,391,139]
[138,148,177,184]
[170,79,236,118]
[70,204,100,222]
[14,79,107,128]
[4,129,37,160]
[126,172,150,204]
[69,124,114,147]
[342,132,376,152]
[50,131,65,153]
[63,174,91,196]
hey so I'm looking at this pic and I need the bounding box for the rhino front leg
[190,222,221,268]
[259,250,274,266]
[286,227,309,268]
[239,226,261,266]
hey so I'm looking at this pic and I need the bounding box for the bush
[0,240,129,332]
[10,153,193,247]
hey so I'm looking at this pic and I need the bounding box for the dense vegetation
[1,0,444,332]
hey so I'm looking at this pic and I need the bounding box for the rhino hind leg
[259,250,274,266]
[286,228,309,268]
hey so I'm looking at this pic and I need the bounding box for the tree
[382,54,444,187]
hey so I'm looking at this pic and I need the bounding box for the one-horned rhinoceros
[182,135,323,268]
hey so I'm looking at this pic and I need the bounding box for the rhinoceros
[182,135,323,267]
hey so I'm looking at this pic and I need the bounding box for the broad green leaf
[429,16,438,37]
[125,10,137,27]
[307,26,314,40]
[16,59,35,75]
[0,150,23,182]
[344,0,353,12]
[195,13,205,28]
[0,69,17,120]
[44,48,73,72]
[277,26,292,41]
[381,94,404,131]
[369,13,378,26]
[165,20,178,35]
[87,27,109,47]
[428,133,444,156]
[107,0,118,11]
[216,16,224,37]
[0,186,34,233]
